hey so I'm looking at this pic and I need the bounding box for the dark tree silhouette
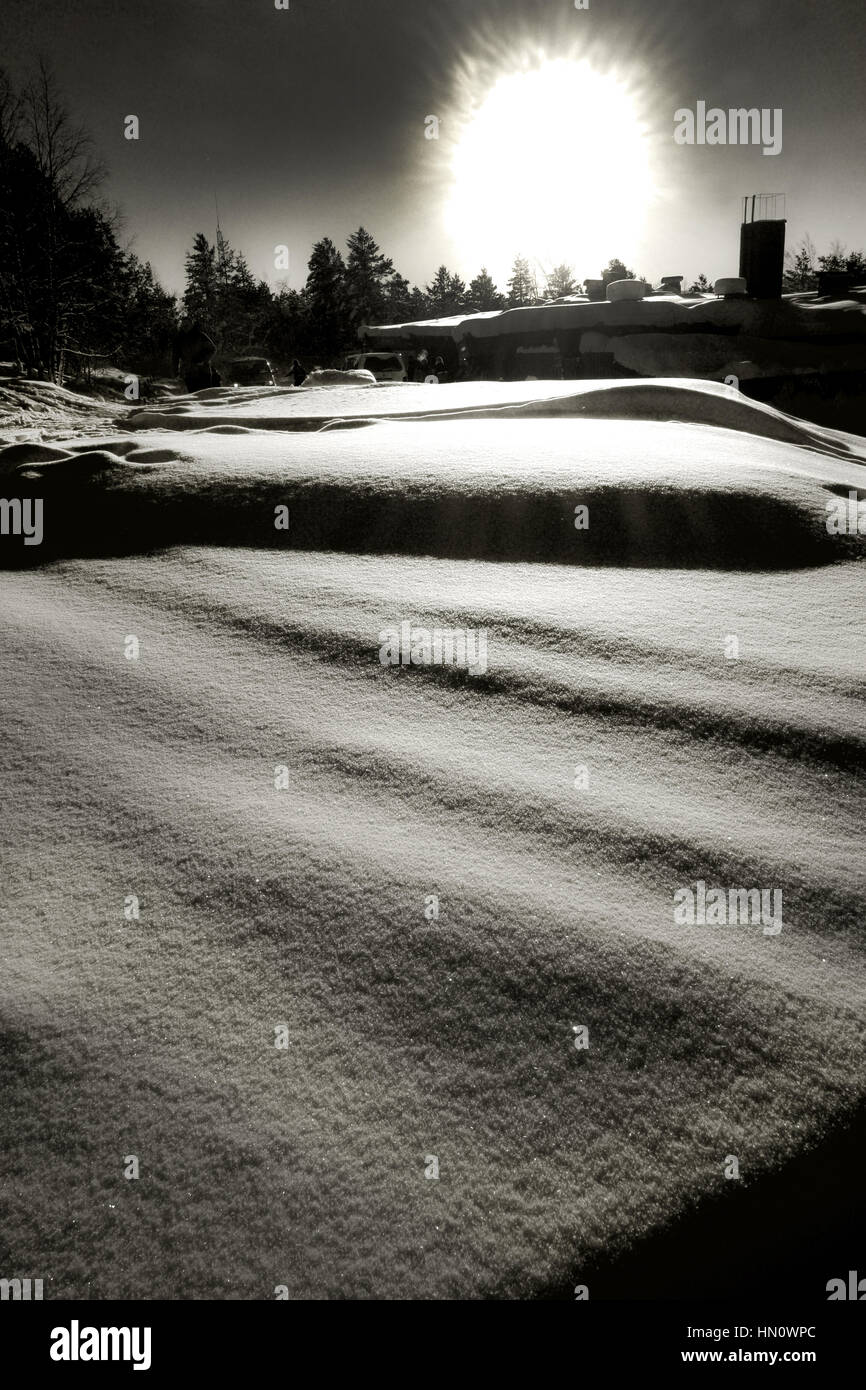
[344,226,396,332]
[686,273,713,294]
[304,236,347,362]
[600,257,636,288]
[467,268,504,311]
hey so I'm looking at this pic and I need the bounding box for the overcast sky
[2,0,864,296]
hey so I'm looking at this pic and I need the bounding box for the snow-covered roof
[359,310,503,338]
[363,293,866,345]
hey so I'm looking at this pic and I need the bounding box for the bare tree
[22,60,104,209]
[0,68,22,148]
[545,264,579,299]
[6,62,107,375]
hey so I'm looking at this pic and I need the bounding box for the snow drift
[1,375,864,1301]
[3,380,864,568]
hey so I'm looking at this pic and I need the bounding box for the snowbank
[2,398,864,568]
[303,368,378,386]
[124,376,866,462]
[0,375,123,443]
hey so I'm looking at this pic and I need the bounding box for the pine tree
[447,272,467,312]
[507,255,535,307]
[182,228,274,355]
[215,229,237,295]
[265,285,306,362]
[344,226,395,331]
[406,285,431,320]
[60,204,129,359]
[383,272,413,323]
[118,255,177,370]
[779,239,866,291]
[846,251,866,280]
[686,273,713,294]
[426,266,467,317]
[183,233,218,326]
[783,235,817,291]
[304,236,347,361]
[817,240,848,274]
[426,266,452,315]
[241,278,276,352]
[216,232,264,349]
[467,268,504,312]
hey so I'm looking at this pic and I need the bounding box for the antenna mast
[214,192,228,289]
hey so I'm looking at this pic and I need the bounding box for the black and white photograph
[0,0,864,1350]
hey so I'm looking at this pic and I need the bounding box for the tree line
[0,64,176,379]
[687,238,866,297]
[188,236,639,370]
[782,236,866,292]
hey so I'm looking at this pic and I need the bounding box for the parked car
[227,356,277,386]
[344,351,407,382]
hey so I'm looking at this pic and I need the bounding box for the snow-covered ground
[1,378,864,1299]
[0,375,129,444]
[122,374,866,445]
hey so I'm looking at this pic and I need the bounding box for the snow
[302,368,378,386]
[3,404,866,570]
[362,310,503,337]
[122,377,866,463]
[363,292,866,344]
[1,374,865,1298]
[0,375,123,444]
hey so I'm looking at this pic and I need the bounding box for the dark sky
[1,0,864,295]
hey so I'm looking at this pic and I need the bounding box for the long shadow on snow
[527,1100,866,1300]
[2,467,862,569]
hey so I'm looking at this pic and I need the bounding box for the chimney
[739,193,786,298]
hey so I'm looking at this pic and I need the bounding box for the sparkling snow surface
[1,378,864,1298]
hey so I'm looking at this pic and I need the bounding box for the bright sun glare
[446,58,654,284]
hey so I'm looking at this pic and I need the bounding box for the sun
[445,57,654,287]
